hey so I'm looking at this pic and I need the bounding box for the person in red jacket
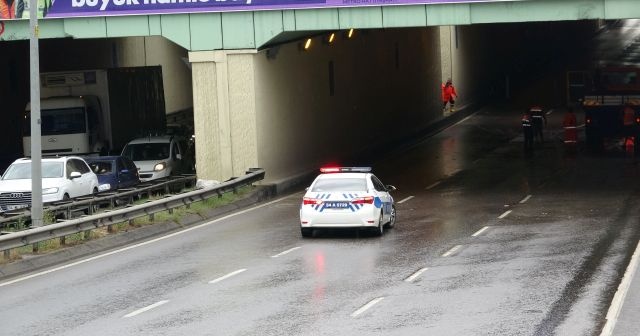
[441,78,458,113]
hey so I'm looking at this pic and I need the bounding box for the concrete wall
[253,28,443,182]
[115,37,193,114]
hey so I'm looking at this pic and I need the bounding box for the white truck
[23,67,166,157]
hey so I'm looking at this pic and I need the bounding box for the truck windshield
[600,71,638,87]
[2,162,64,180]
[23,107,87,136]
[122,143,170,161]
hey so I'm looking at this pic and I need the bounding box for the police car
[300,167,396,237]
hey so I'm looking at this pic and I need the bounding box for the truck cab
[23,96,105,157]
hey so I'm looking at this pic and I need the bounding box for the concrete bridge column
[189,50,259,181]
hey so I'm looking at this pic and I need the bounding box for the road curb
[0,185,276,281]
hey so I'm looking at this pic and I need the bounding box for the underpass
[1,2,640,335]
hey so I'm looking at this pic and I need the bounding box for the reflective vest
[623,106,635,126]
[522,115,532,128]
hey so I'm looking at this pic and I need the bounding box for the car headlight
[154,162,166,172]
[98,184,111,192]
[42,187,59,195]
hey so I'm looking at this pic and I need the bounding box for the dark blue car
[84,156,140,192]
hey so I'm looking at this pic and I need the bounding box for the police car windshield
[311,178,367,192]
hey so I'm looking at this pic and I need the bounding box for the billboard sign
[0,0,523,19]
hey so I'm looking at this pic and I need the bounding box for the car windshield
[122,143,170,161]
[311,177,367,192]
[88,161,113,175]
[2,162,64,180]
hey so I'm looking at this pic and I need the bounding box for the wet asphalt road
[1,105,639,336]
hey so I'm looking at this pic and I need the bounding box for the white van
[121,136,193,182]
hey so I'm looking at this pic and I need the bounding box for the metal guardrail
[0,168,265,256]
[0,174,198,228]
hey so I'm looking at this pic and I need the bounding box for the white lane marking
[519,195,532,204]
[209,269,247,284]
[498,210,512,219]
[426,181,442,190]
[471,226,490,237]
[351,297,385,317]
[123,300,169,318]
[0,195,293,288]
[600,240,640,336]
[397,196,414,204]
[448,169,462,177]
[404,267,429,282]
[442,245,462,257]
[271,247,301,258]
[546,109,554,115]
[453,114,474,127]
[577,123,586,128]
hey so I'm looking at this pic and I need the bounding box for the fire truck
[577,67,640,152]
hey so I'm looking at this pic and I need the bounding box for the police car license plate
[324,202,349,209]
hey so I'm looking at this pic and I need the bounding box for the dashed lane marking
[123,300,169,318]
[442,245,462,257]
[397,196,414,204]
[271,247,301,258]
[404,268,429,283]
[426,181,442,190]
[519,195,532,204]
[471,226,490,237]
[498,210,512,219]
[209,269,247,284]
[351,297,385,317]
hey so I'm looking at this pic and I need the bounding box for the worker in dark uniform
[522,109,534,153]
[530,106,547,144]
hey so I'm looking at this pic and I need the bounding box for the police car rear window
[311,178,367,192]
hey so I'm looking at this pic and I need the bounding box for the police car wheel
[373,212,384,236]
[386,206,396,229]
[301,228,313,238]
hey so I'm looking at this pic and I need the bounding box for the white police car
[300,167,396,237]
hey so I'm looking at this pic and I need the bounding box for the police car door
[371,175,391,222]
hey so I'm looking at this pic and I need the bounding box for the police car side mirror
[386,185,397,191]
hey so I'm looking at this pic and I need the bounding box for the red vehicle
[581,67,640,151]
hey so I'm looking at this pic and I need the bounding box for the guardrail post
[32,242,39,253]
[84,230,91,240]
[107,224,114,233]
[60,235,66,246]
[149,213,155,222]
[3,249,10,260]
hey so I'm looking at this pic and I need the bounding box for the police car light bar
[320,167,372,173]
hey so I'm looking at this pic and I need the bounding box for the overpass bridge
[1,0,639,182]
